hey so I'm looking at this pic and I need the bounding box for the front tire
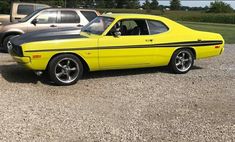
[48,54,83,86]
[170,49,194,74]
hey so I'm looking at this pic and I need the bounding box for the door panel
[98,35,156,69]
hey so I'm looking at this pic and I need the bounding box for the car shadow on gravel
[82,66,203,80]
[0,64,51,85]
[0,64,203,85]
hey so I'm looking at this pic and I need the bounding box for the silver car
[0,8,99,52]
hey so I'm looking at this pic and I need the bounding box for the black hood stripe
[24,34,87,43]
[25,40,223,52]
[10,27,84,45]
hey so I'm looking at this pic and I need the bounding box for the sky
[139,0,235,9]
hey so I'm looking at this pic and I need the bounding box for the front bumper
[12,56,31,64]
[8,42,30,64]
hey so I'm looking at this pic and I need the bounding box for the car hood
[1,21,20,26]
[0,22,20,31]
[11,27,86,46]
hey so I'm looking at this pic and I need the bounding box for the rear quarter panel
[191,31,224,59]
[152,19,224,63]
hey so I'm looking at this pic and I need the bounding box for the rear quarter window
[147,20,169,35]
[80,11,97,22]
[17,5,34,15]
[60,11,80,23]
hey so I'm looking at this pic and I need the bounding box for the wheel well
[175,47,196,59]
[168,47,196,66]
[2,32,22,43]
[47,53,90,72]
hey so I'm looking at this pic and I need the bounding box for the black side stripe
[154,40,223,47]
[25,40,223,52]
[156,40,222,46]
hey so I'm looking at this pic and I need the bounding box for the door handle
[50,25,57,27]
[145,39,153,42]
[77,24,83,27]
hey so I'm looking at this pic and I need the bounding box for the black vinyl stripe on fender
[24,40,223,52]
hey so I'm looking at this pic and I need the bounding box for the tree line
[0,0,234,14]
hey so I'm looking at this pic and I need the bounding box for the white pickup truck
[0,14,10,24]
[0,2,49,24]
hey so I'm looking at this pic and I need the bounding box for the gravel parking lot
[0,45,234,141]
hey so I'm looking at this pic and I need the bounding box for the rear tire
[170,49,194,74]
[48,54,84,86]
[2,35,17,53]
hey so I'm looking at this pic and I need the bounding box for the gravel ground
[0,45,234,142]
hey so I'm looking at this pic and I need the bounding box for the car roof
[101,13,167,20]
[41,8,98,12]
[13,2,49,6]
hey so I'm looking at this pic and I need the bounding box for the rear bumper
[220,47,224,55]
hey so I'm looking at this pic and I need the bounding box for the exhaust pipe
[34,71,43,76]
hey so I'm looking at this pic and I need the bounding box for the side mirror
[31,19,38,25]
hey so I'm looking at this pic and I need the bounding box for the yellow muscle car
[9,13,224,85]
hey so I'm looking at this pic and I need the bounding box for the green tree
[104,0,116,8]
[65,0,78,8]
[115,0,125,8]
[208,0,234,13]
[150,0,158,10]
[0,1,11,14]
[126,0,139,8]
[114,0,139,8]
[170,0,181,10]
[143,0,151,13]
[84,0,96,8]
[96,0,105,8]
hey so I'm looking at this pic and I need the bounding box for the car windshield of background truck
[18,9,41,22]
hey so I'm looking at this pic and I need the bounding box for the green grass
[180,21,235,44]
[97,9,235,24]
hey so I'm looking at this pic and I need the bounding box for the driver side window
[108,19,149,36]
[36,11,57,24]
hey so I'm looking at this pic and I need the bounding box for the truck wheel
[2,35,16,53]
[170,49,194,74]
[48,54,83,86]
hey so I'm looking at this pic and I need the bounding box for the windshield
[82,16,114,35]
[18,9,42,22]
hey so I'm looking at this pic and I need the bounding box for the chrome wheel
[55,58,79,84]
[175,51,193,72]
